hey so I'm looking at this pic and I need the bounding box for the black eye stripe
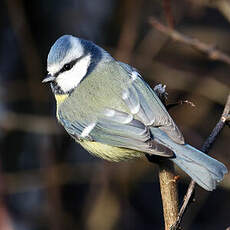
[60,53,89,73]
[54,53,89,78]
[60,59,77,73]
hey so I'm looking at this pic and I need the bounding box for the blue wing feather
[118,61,185,144]
[58,108,174,157]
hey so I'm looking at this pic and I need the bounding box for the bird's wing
[58,109,174,157]
[118,62,185,144]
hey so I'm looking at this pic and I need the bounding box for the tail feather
[171,144,227,191]
[151,128,228,191]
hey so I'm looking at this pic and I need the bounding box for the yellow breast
[79,140,143,162]
[55,94,69,118]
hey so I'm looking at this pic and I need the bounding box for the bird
[43,35,227,191]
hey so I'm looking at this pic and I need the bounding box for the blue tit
[43,35,227,191]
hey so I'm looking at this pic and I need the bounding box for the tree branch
[150,84,179,230]
[159,161,179,230]
[153,85,229,229]
[149,17,230,65]
[171,93,230,230]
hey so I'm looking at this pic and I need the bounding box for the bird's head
[43,35,109,95]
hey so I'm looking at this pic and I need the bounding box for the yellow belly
[79,140,143,162]
[54,94,143,161]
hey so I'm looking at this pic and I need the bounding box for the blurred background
[0,0,229,229]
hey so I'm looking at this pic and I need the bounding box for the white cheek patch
[56,54,91,93]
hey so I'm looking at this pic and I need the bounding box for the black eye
[63,63,73,71]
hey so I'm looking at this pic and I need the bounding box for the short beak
[42,74,55,83]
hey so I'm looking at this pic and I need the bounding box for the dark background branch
[171,93,230,230]
[149,17,230,65]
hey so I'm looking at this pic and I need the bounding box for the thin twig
[166,100,195,110]
[171,93,230,230]
[149,17,230,65]
[170,180,196,230]
[202,94,230,152]
[162,0,174,28]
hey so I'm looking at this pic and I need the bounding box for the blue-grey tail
[171,144,228,191]
[151,128,228,191]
